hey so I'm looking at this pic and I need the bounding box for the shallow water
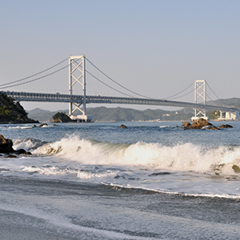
[1,121,240,239]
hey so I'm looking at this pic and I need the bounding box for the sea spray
[32,134,240,175]
[13,138,48,151]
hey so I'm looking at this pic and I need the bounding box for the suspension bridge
[1,55,239,122]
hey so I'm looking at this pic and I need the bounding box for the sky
[1,0,240,112]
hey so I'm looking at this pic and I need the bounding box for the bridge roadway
[2,91,238,112]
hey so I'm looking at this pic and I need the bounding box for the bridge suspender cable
[1,55,199,103]
[163,82,194,100]
[86,57,151,99]
[86,57,197,101]
[86,70,134,98]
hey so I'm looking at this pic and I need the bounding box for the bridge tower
[69,55,92,122]
[191,80,208,121]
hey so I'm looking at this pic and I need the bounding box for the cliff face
[0,93,38,124]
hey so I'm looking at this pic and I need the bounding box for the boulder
[191,118,212,128]
[219,124,233,129]
[232,165,240,173]
[0,135,14,153]
[182,118,216,130]
[39,123,48,127]
[120,124,127,129]
[0,135,31,154]
[6,155,17,158]
[182,122,191,127]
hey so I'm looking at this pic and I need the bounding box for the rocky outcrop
[0,93,39,124]
[182,118,234,130]
[182,118,219,130]
[39,123,48,127]
[218,124,233,129]
[51,112,73,123]
[183,118,212,130]
[0,134,14,153]
[191,118,212,129]
[0,135,31,155]
[120,124,127,129]
[182,122,191,127]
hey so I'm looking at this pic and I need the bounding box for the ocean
[1,121,240,239]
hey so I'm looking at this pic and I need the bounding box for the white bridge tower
[69,55,92,122]
[191,80,208,121]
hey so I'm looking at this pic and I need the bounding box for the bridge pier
[218,111,240,121]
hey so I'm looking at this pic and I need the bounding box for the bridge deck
[2,91,238,112]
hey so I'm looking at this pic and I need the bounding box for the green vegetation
[28,97,240,122]
[52,112,72,122]
[0,93,38,123]
[29,107,194,122]
[86,107,194,122]
[208,110,222,120]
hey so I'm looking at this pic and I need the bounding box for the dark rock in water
[219,124,233,129]
[0,135,14,153]
[191,118,212,128]
[232,165,240,173]
[203,125,219,130]
[120,124,127,129]
[149,172,171,176]
[182,122,191,127]
[15,149,27,154]
[183,118,216,130]
[6,154,17,158]
[32,125,37,128]
[0,135,32,155]
[39,123,48,127]
[14,149,31,155]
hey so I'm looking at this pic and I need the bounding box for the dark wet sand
[0,176,240,239]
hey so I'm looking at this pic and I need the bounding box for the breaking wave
[31,134,240,175]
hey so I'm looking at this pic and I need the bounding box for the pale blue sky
[1,0,240,111]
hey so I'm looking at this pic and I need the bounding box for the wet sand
[0,176,240,239]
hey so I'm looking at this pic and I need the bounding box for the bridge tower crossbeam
[69,55,91,122]
[191,80,208,121]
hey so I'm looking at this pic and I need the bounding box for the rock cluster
[218,124,233,129]
[0,134,31,156]
[182,118,233,130]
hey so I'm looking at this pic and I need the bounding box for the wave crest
[32,135,240,175]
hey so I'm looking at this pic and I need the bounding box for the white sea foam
[13,138,47,151]
[106,183,240,199]
[32,134,240,175]
[77,170,116,179]
[22,166,78,175]
[8,125,33,129]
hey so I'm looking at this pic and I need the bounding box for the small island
[51,112,74,123]
[0,93,38,124]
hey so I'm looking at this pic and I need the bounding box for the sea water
[1,121,240,239]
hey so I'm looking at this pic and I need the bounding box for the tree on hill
[52,112,72,122]
[0,93,38,123]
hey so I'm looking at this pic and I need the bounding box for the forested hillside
[0,93,38,124]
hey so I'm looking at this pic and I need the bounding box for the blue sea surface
[1,121,240,239]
